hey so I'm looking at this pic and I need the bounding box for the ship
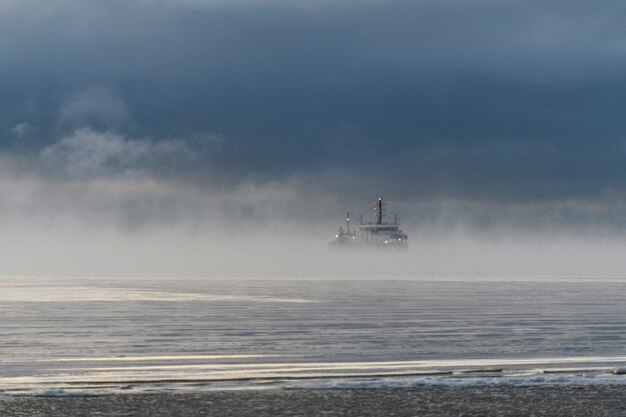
[329,197,408,248]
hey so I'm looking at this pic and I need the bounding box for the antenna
[346,212,350,234]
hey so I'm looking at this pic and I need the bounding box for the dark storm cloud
[3,0,626,213]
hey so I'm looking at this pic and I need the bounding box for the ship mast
[376,197,383,225]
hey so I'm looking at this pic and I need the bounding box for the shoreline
[3,385,626,416]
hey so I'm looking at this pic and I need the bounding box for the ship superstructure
[329,197,408,248]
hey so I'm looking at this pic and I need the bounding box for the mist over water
[0,122,624,278]
[0,121,625,278]
[4,224,626,278]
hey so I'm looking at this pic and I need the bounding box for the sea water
[3,276,626,394]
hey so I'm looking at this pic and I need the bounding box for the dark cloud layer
[3,0,626,231]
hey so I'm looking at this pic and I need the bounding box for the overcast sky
[3,0,626,233]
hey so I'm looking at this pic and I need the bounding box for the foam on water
[292,373,626,389]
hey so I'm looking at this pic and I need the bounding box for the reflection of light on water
[4,355,626,395]
[40,355,626,374]
[0,287,317,303]
[44,355,281,362]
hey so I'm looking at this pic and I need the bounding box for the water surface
[2,276,626,393]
